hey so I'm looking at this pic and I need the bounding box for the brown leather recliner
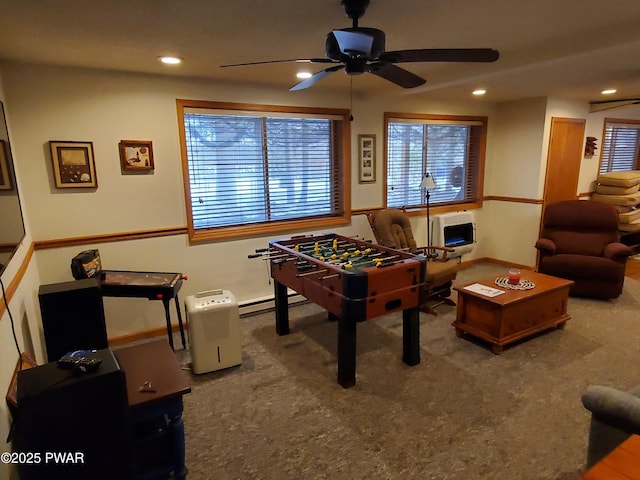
[535,200,633,299]
[366,208,458,315]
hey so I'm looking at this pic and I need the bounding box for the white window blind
[600,119,640,173]
[179,101,349,240]
[386,115,486,208]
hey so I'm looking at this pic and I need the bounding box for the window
[599,118,640,173]
[384,113,487,209]
[177,100,351,242]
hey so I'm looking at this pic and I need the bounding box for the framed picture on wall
[0,140,11,190]
[358,134,376,183]
[49,141,98,189]
[119,140,154,171]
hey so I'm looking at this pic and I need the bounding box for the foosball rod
[248,253,292,260]
[296,269,329,277]
[290,238,334,248]
[294,238,351,250]
[317,250,384,264]
[247,247,279,258]
[320,273,340,280]
[377,259,406,268]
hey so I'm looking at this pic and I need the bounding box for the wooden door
[543,117,586,208]
[537,117,586,267]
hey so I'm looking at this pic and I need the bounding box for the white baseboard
[238,291,307,316]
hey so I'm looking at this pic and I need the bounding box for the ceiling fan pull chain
[350,77,354,121]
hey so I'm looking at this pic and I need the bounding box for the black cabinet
[12,349,134,480]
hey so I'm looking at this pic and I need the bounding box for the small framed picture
[358,134,376,183]
[119,140,154,171]
[49,141,98,189]
[0,140,11,190]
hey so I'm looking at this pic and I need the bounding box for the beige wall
[485,97,547,199]
[477,98,547,265]
[0,68,44,480]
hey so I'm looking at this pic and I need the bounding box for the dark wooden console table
[114,339,191,479]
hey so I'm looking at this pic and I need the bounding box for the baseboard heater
[238,291,307,316]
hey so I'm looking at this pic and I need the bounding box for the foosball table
[252,233,427,388]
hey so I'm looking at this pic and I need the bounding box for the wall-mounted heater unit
[431,211,476,258]
[185,289,242,374]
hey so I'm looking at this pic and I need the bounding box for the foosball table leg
[337,315,357,388]
[274,280,290,336]
[402,307,421,366]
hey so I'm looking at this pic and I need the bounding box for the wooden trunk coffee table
[452,271,573,353]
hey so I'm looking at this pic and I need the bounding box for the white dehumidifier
[185,289,242,374]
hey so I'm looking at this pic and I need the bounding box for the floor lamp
[420,173,437,254]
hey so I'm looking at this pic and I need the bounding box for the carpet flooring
[176,262,640,480]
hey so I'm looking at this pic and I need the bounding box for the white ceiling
[1,0,640,104]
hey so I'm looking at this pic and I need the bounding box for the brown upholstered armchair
[366,208,458,315]
[535,200,633,299]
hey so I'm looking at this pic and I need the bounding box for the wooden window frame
[383,112,487,213]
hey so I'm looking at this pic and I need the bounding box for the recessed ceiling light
[601,89,617,95]
[472,89,487,96]
[296,72,313,79]
[159,56,183,65]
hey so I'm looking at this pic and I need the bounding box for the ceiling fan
[220,0,500,91]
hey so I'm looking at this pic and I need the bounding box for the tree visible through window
[599,118,640,173]
[177,101,350,242]
[384,113,487,209]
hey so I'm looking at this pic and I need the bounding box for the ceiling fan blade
[380,48,500,64]
[290,65,345,91]
[221,58,336,68]
[331,30,374,56]
[368,63,426,89]
[590,97,640,105]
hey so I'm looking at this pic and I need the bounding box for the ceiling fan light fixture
[159,56,183,65]
[296,72,313,79]
[601,88,617,95]
[472,88,486,96]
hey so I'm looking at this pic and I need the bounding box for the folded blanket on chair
[597,170,640,187]
[596,183,640,195]
[592,191,640,207]
[619,219,640,232]
[619,209,640,223]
